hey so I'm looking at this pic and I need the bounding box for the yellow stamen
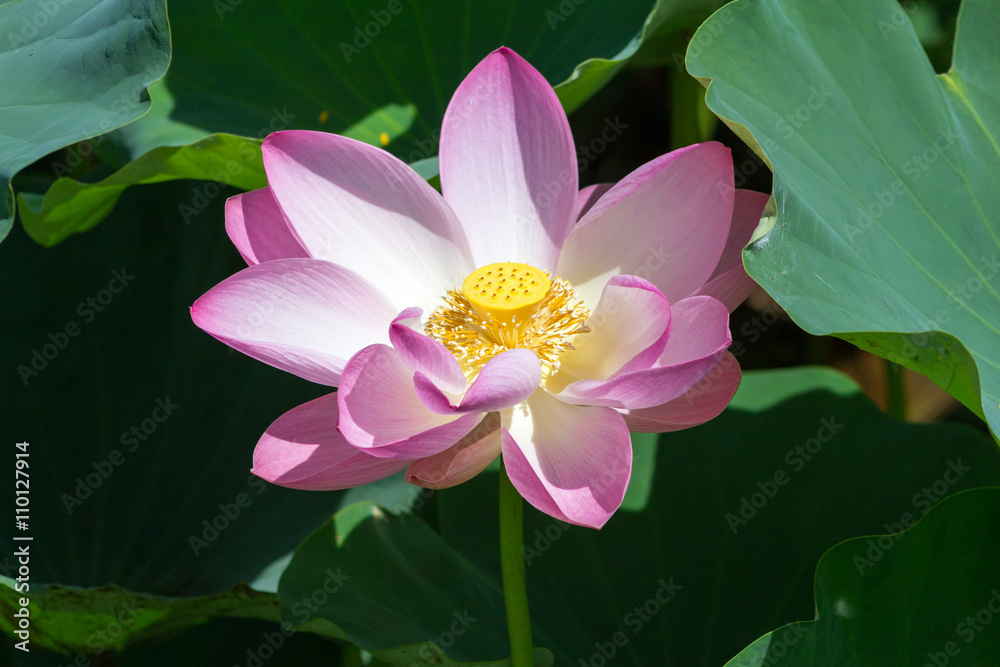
[379,131,390,146]
[426,263,589,381]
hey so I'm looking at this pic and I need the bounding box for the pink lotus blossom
[191,47,767,529]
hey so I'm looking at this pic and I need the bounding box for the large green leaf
[0,180,356,598]
[17,81,417,245]
[686,0,1000,437]
[0,579,344,656]
[20,0,733,245]
[0,0,169,243]
[278,368,1000,665]
[725,488,1000,666]
[278,503,552,666]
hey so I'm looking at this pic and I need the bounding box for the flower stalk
[499,459,535,666]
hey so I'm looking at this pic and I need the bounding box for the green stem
[499,460,534,666]
[885,358,907,421]
[670,68,718,150]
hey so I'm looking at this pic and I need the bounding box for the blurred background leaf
[725,487,1000,666]
[17,0,740,246]
[0,0,169,243]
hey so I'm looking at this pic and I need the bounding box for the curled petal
[622,352,741,432]
[502,390,631,529]
[225,187,308,265]
[405,413,502,489]
[253,394,409,490]
[414,349,541,414]
[389,308,467,395]
[554,296,731,409]
[338,344,481,459]
[556,275,671,384]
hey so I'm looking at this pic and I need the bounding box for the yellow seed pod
[461,262,551,325]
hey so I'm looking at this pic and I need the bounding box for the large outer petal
[263,130,474,313]
[694,189,769,311]
[225,187,308,266]
[553,296,731,409]
[502,390,631,529]
[191,259,397,386]
[338,344,481,459]
[622,352,741,433]
[556,275,671,384]
[405,413,502,489]
[439,47,577,271]
[253,394,410,490]
[556,142,734,307]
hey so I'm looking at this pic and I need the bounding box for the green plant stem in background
[499,460,535,666]
[886,358,907,421]
[669,69,717,150]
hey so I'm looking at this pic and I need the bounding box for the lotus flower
[191,47,767,529]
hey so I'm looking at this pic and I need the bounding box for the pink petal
[405,413,502,489]
[576,183,613,220]
[262,130,474,313]
[556,275,671,384]
[439,47,577,271]
[389,308,467,395]
[695,190,769,311]
[554,296,731,409]
[337,344,481,459]
[252,394,410,490]
[502,390,631,529]
[225,187,308,266]
[556,142,734,307]
[622,352,741,432]
[191,259,397,386]
[415,349,541,414]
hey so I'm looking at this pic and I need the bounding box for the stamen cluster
[425,276,590,381]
